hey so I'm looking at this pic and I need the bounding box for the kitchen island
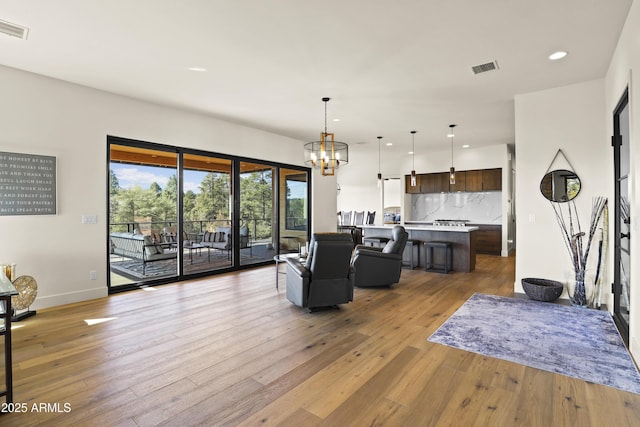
[361,224,479,272]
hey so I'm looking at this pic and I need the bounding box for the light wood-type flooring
[3,254,640,426]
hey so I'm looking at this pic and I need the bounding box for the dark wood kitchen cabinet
[465,170,483,192]
[405,174,422,194]
[482,168,502,191]
[472,224,502,255]
[405,168,502,194]
[449,171,466,192]
[433,172,450,192]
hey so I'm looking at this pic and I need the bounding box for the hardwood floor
[3,254,640,426]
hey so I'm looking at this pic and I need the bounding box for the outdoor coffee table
[186,243,210,264]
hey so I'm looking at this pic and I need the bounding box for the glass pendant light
[377,136,383,188]
[449,124,457,185]
[410,130,417,186]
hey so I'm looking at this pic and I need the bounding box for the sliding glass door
[108,137,310,292]
[239,161,275,265]
[182,153,233,273]
[109,143,179,287]
[279,168,309,254]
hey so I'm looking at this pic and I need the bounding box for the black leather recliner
[285,233,354,310]
[351,225,408,287]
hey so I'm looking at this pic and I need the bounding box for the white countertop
[362,224,479,233]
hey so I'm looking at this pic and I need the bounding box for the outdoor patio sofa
[110,232,177,274]
[197,226,251,256]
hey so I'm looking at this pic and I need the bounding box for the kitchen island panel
[361,225,477,272]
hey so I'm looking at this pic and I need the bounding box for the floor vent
[471,60,499,75]
[0,19,29,39]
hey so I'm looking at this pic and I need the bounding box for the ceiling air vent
[0,19,29,39]
[471,60,499,75]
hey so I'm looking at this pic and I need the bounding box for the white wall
[514,80,610,298]
[311,168,338,232]
[605,0,640,358]
[0,65,336,309]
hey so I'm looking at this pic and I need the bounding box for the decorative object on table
[303,97,349,176]
[521,277,563,302]
[551,197,608,307]
[2,263,16,282]
[428,293,640,394]
[10,275,38,321]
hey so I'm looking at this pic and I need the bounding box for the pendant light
[448,124,457,184]
[410,130,417,187]
[377,136,383,188]
[304,97,349,176]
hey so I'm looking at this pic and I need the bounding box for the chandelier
[304,97,349,176]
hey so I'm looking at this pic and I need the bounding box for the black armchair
[286,233,354,310]
[351,225,408,287]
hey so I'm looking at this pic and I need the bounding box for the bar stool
[402,239,420,269]
[424,241,453,273]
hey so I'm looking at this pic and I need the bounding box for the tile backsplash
[410,191,502,224]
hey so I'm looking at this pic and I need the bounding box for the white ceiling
[0,0,633,153]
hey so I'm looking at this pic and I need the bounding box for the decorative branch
[551,197,608,274]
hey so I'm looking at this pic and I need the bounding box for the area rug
[428,293,640,394]
[111,249,268,280]
[111,251,229,280]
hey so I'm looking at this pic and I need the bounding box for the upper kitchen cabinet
[406,168,502,193]
[482,168,502,191]
[449,171,466,192]
[405,174,422,194]
[433,172,450,193]
[465,170,483,192]
[419,173,435,193]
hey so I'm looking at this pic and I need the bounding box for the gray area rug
[428,293,640,394]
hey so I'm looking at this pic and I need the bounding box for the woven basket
[521,278,563,302]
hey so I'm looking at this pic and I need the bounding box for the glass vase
[565,269,596,308]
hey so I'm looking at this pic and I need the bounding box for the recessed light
[549,51,567,61]
[462,144,470,148]
[386,142,393,146]
[188,67,207,72]
[408,151,414,155]
[332,118,341,122]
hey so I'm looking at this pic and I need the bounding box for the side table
[273,253,302,289]
[0,277,18,405]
